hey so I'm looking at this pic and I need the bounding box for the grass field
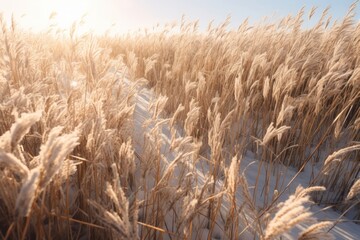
[0,4,360,240]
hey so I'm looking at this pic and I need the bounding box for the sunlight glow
[49,0,89,29]
[2,0,145,34]
[3,0,356,35]
[70,80,79,89]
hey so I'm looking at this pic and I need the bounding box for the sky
[0,0,358,34]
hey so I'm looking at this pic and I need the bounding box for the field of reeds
[1,4,360,240]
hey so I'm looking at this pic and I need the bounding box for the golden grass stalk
[298,221,335,240]
[0,150,29,177]
[15,168,40,217]
[258,122,291,146]
[322,144,360,175]
[346,178,360,200]
[263,185,325,239]
[184,99,201,136]
[227,155,239,195]
[88,163,138,239]
[0,111,42,152]
[38,126,79,188]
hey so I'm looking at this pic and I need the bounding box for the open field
[0,4,360,240]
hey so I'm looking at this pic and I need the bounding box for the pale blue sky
[0,0,358,34]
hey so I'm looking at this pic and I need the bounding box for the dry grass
[110,1,360,220]
[0,3,360,240]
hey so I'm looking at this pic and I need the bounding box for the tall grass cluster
[110,4,360,217]
[0,4,360,240]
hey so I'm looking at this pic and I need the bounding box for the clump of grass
[0,16,138,239]
[112,1,360,221]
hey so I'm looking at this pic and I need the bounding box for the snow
[240,152,360,240]
[120,73,360,239]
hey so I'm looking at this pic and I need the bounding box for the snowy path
[120,75,360,239]
[126,78,254,239]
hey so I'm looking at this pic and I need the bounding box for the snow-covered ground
[121,74,360,239]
